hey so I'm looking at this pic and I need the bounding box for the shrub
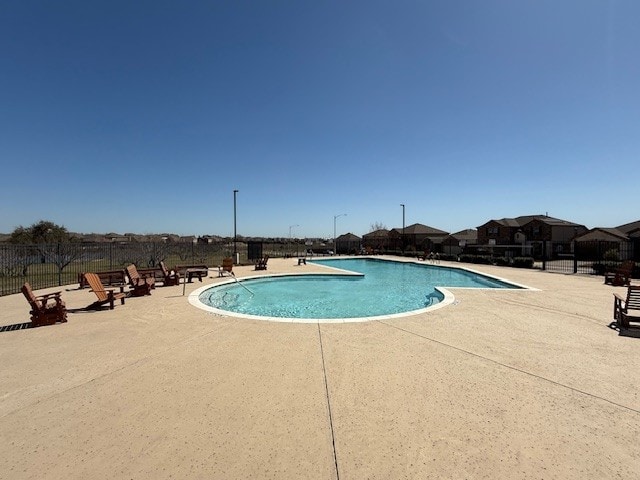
[603,248,620,261]
[459,254,493,265]
[494,257,512,266]
[513,257,534,268]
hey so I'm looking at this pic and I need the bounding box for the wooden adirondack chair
[21,283,67,327]
[604,260,635,286]
[159,261,180,286]
[126,264,154,296]
[84,273,127,310]
[218,257,234,277]
[254,255,269,271]
[614,285,640,329]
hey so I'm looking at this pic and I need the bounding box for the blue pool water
[198,258,520,320]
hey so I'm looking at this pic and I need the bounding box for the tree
[8,220,80,284]
[369,222,387,232]
[9,220,74,244]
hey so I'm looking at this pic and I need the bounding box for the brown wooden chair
[217,257,234,277]
[83,273,127,310]
[604,260,635,286]
[126,264,154,296]
[21,283,67,327]
[159,261,180,286]
[254,255,269,271]
[614,285,640,329]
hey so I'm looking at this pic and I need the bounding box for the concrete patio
[0,257,638,479]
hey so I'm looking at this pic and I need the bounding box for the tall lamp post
[400,203,405,253]
[333,213,347,255]
[289,224,299,257]
[233,189,238,262]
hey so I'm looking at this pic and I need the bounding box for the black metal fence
[539,239,639,275]
[0,240,314,296]
[3,238,637,296]
[0,241,235,296]
[458,239,638,276]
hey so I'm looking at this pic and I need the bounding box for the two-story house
[477,215,587,258]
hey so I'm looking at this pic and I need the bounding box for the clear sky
[2,1,638,239]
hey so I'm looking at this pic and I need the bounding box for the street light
[400,204,405,253]
[333,213,347,255]
[233,189,238,261]
[289,224,299,257]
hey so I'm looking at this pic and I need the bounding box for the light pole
[289,224,299,257]
[333,213,347,255]
[400,203,405,253]
[233,189,238,262]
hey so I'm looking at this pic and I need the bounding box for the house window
[488,227,498,235]
[533,227,540,235]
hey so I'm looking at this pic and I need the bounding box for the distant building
[477,214,587,258]
[575,220,640,260]
[335,233,361,254]
[388,223,449,252]
[442,229,478,256]
[362,229,390,252]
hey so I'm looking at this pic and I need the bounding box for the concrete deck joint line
[380,321,640,416]
[317,323,340,480]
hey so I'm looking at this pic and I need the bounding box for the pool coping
[188,258,536,323]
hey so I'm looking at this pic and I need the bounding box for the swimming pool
[192,258,524,323]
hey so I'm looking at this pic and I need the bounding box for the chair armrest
[36,291,62,300]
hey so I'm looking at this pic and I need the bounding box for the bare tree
[369,222,387,232]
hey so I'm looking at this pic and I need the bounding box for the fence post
[573,240,578,274]
[542,241,547,271]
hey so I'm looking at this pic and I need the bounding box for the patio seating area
[1,257,639,479]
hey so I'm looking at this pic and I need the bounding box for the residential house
[442,229,478,256]
[575,220,640,261]
[477,215,587,258]
[388,223,449,252]
[335,233,362,255]
[362,229,390,253]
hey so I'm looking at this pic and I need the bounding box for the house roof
[616,220,640,235]
[576,228,629,242]
[481,215,584,229]
[362,229,389,238]
[451,229,478,241]
[336,233,361,241]
[391,223,448,236]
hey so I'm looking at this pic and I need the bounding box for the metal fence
[3,238,637,296]
[539,239,638,275]
[0,240,313,296]
[0,241,236,296]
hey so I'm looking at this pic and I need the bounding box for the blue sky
[2,1,638,239]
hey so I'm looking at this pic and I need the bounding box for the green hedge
[513,257,535,268]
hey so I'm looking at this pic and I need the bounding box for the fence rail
[0,242,236,296]
[3,239,638,296]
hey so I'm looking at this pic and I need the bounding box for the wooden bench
[174,265,209,283]
[78,269,126,289]
[136,267,164,282]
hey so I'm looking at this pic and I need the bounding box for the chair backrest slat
[127,264,140,283]
[84,273,108,302]
[159,261,169,276]
[21,282,39,309]
[222,257,233,273]
[626,286,640,310]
